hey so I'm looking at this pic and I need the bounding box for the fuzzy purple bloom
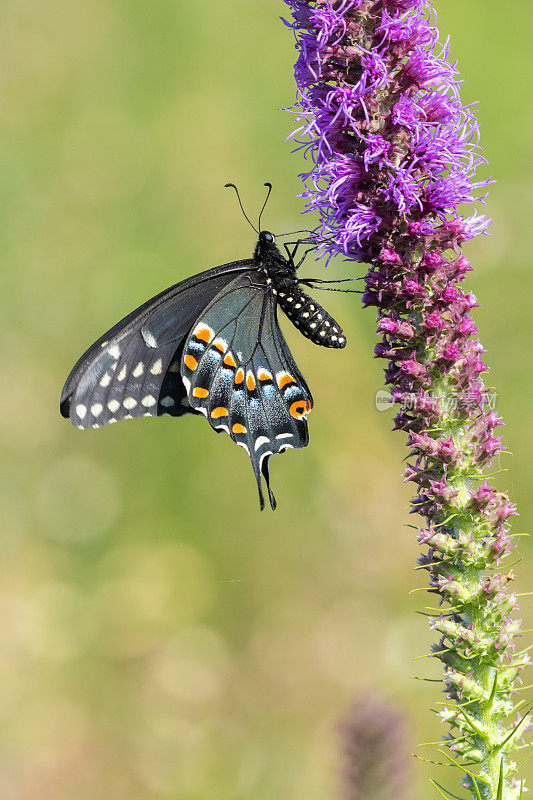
[340,695,410,800]
[284,2,528,799]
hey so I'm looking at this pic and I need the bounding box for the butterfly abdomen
[277,289,346,348]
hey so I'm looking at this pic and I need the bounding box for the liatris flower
[340,695,410,800]
[284,2,529,799]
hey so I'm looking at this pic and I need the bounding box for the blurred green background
[0,1,531,798]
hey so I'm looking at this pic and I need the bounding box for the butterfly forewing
[60,261,252,427]
[181,272,312,509]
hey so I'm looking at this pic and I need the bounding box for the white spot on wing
[108,345,121,359]
[123,397,137,410]
[254,436,270,451]
[91,403,103,417]
[141,395,156,408]
[117,365,127,381]
[99,372,111,387]
[107,399,120,413]
[276,433,293,440]
[236,441,250,455]
[142,329,158,348]
[75,404,87,419]
[133,361,144,378]
[150,359,163,375]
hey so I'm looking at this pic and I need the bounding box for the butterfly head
[254,229,289,276]
[255,229,280,260]
[260,230,275,244]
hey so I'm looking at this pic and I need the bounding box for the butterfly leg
[282,240,317,268]
[295,247,317,269]
[283,241,300,263]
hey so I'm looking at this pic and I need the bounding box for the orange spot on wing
[224,353,236,367]
[258,370,272,382]
[235,369,244,385]
[278,373,296,390]
[232,423,247,434]
[193,387,209,398]
[290,400,308,419]
[213,341,226,353]
[184,354,197,370]
[246,373,256,391]
[211,407,229,418]
[195,327,212,343]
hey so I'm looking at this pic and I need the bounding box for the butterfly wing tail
[261,455,277,511]
[250,454,276,511]
[253,462,266,511]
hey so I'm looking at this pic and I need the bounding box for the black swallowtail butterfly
[60,187,348,510]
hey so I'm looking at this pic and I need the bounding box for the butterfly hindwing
[181,273,313,509]
[60,261,252,428]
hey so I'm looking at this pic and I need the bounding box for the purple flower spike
[340,695,410,800]
[284,3,528,799]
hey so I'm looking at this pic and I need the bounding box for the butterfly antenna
[257,182,272,233]
[225,183,259,234]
